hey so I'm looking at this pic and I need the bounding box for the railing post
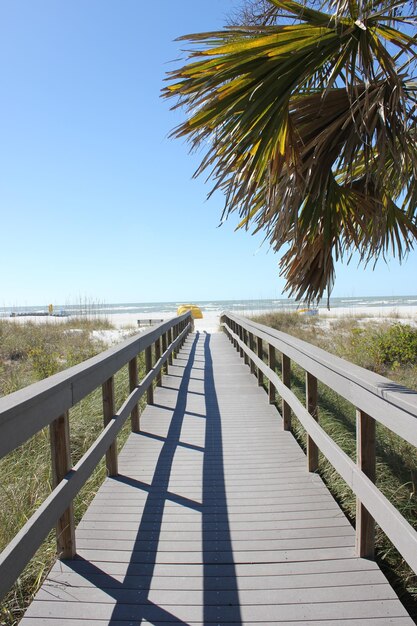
[102,376,118,477]
[129,357,140,432]
[281,354,291,430]
[268,344,276,404]
[306,372,318,472]
[257,337,263,386]
[243,329,249,365]
[145,345,154,404]
[356,409,376,558]
[172,324,178,356]
[168,328,173,365]
[162,332,168,374]
[249,332,256,374]
[239,326,244,358]
[50,411,75,559]
[155,338,162,386]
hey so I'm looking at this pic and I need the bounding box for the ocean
[1,295,417,318]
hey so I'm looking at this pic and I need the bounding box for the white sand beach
[4,304,417,341]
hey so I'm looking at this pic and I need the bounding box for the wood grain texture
[20,331,412,625]
[102,376,118,477]
[224,313,417,447]
[223,319,417,575]
[356,409,376,558]
[0,324,190,602]
[49,412,75,559]
[0,313,191,459]
[128,357,140,432]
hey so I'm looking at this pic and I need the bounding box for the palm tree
[163,0,417,303]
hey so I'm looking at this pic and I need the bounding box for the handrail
[0,312,192,600]
[221,312,417,575]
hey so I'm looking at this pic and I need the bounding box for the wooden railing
[0,312,192,600]
[221,312,417,573]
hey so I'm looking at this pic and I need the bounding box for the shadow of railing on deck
[58,331,242,624]
[202,331,242,624]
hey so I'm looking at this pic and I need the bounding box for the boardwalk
[21,331,413,625]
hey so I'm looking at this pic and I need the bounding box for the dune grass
[251,312,417,618]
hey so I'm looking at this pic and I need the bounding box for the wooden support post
[50,411,75,559]
[282,354,291,431]
[129,357,140,432]
[102,376,118,477]
[268,344,276,404]
[356,409,376,558]
[306,372,318,472]
[145,345,154,405]
[172,324,178,356]
[231,321,236,348]
[249,333,255,374]
[243,330,249,365]
[239,326,244,358]
[257,337,263,386]
[162,332,168,373]
[155,338,162,386]
[168,328,173,365]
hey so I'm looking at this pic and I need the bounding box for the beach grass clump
[0,319,145,626]
[0,320,110,394]
[251,311,417,617]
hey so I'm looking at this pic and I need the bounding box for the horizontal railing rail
[221,312,417,575]
[0,312,192,600]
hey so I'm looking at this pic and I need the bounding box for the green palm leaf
[163,0,417,301]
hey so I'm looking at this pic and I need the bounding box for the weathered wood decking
[21,331,413,625]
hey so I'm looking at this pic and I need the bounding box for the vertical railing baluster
[168,328,173,365]
[257,337,263,386]
[281,354,291,430]
[356,409,376,558]
[268,344,276,404]
[102,376,118,476]
[306,372,318,472]
[162,332,168,374]
[249,332,255,374]
[239,325,244,358]
[243,329,249,365]
[155,337,162,386]
[145,345,154,405]
[50,411,75,559]
[129,357,140,432]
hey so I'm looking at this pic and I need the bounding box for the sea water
[1,295,417,318]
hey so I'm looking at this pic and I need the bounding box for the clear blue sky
[0,0,415,307]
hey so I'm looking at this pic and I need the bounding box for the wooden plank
[22,598,411,622]
[49,412,75,559]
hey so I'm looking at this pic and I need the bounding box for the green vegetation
[251,311,417,617]
[0,319,145,626]
[165,0,417,303]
